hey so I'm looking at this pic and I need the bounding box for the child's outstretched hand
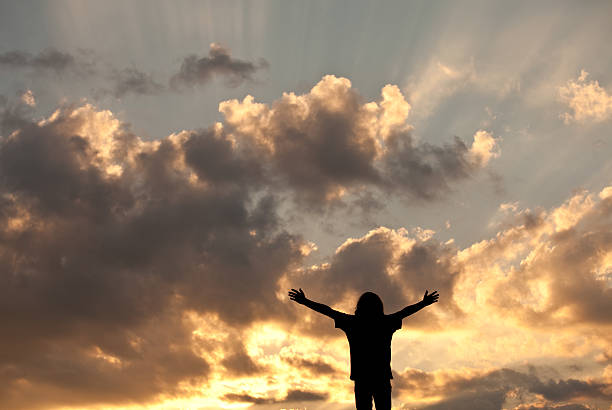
[422,290,439,306]
[289,288,307,304]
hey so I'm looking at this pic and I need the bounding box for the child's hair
[355,292,384,317]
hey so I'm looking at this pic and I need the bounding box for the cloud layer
[0,45,267,98]
[0,76,608,409]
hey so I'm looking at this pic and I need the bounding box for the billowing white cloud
[220,75,500,207]
[559,70,612,124]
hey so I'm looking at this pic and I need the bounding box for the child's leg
[354,381,373,410]
[372,380,391,410]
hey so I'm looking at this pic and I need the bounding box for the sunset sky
[1,1,611,409]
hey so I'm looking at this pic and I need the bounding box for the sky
[0,1,611,409]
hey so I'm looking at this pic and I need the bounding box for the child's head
[355,292,384,318]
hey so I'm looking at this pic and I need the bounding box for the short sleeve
[386,314,402,332]
[334,312,354,331]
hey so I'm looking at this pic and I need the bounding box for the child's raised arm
[391,290,439,320]
[288,288,344,320]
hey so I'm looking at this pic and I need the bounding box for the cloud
[108,45,263,97]
[0,74,495,406]
[382,129,497,201]
[222,388,328,405]
[3,77,610,409]
[469,130,500,166]
[284,389,329,402]
[222,392,274,405]
[0,48,95,75]
[0,103,308,407]
[0,48,163,99]
[170,43,268,89]
[221,342,266,377]
[220,75,500,208]
[0,311,210,409]
[281,184,612,407]
[0,91,38,135]
[20,90,36,107]
[0,46,263,98]
[109,68,165,98]
[459,187,612,328]
[559,70,612,124]
[394,366,611,410]
[289,226,462,330]
[514,404,593,410]
[0,83,496,407]
[421,390,507,410]
[282,355,339,376]
[530,377,611,402]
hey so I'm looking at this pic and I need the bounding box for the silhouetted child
[288,288,439,410]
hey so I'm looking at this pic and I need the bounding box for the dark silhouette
[288,288,439,410]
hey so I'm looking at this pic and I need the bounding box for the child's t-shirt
[334,313,402,381]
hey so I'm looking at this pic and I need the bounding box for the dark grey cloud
[530,377,611,402]
[292,227,462,336]
[283,356,338,375]
[284,389,328,402]
[0,105,306,407]
[383,134,472,201]
[0,48,95,75]
[221,342,266,377]
[223,393,274,405]
[100,45,267,97]
[0,92,34,135]
[515,404,593,410]
[110,68,165,98]
[222,389,328,405]
[170,43,268,89]
[0,313,209,409]
[393,367,611,410]
[0,46,262,99]
[183,127,264,188]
